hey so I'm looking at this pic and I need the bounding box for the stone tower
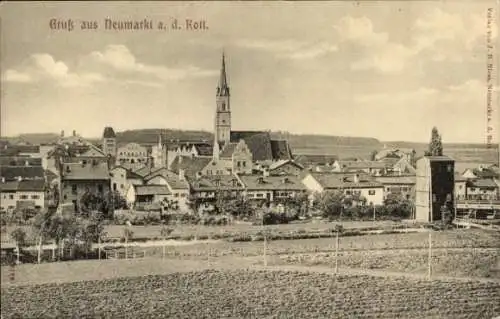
[214,52,231,150]
[102,126,117,158]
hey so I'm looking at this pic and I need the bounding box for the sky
[1,1,499,143]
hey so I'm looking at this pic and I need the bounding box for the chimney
[25,160,29,167]
[353,173,360,183]
[179,169,185,181]
[17,176,22,182]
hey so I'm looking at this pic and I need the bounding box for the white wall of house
[455,181,467,199]
[202,159,232,175]
[0,191,45,210]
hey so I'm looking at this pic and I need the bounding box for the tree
[427,127,443,156]
[370,150,378,161]
[32,208,57,263]
[10,227,27,264]
[313,190,345,219]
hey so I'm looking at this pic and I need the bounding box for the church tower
[214,52,231,150]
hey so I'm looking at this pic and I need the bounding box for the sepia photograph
[0,1,499,318]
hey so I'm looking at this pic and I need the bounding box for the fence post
[335,230,339,274]
[9,264,15,283]
[428,232,432,281]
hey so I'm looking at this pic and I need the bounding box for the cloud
[3,54,104,87]
[235,38,338,60]
[89,44,218,80]
[335,16,418,74]
[353,79,493,142]
[3,69,32,83]
[335,16,388,47]
[336,9,495,74]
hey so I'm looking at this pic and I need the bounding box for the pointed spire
[158,131,162,149]
[217,50,229,96]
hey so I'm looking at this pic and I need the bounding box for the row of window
[2,194,40,200]
[236,161,247,168]
[71,184,104,195]
[345,190,377,196]
[118,152,147,157]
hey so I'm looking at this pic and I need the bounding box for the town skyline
[1,1,498,143]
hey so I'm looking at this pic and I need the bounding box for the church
[169,52,294,179]
[212,52,293,163]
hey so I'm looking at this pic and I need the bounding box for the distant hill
[1,133,60,145]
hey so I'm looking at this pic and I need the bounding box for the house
[462,165,499,180]
[294,154,339,168]
[116,143,149,168]
[267,159,304,176]
[238,173,307,203]
[464,178,498,200]
[126,185,171,209]
[0,162,45,181]
[302,172,384,205]
[142,167,190,212]
[415,156,455,223]
[0,179,46,211]
[60,161,111,213]
[169,155,212,180]
[110,165,144,197]
[332,160,389,176]
[385,157,416,175]
[375,175,416,200]
[189,174,245,212]
[375,147,416,163]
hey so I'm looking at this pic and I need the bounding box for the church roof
[270,140,293,160]
[230,131,273,161]
[103,127,116,138]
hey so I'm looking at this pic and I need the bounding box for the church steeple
[217,52,230,97]
[214,51,232,149]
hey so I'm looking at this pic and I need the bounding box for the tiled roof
[294,154,339,165]
[0,156,42,167]
[239,174,306,191]
[468,178,498,188]
[454,173,468,182]
[62,162,110,180]
[133,165,154,177]
[0,180,45,192]
[190,174,244,191]
[4,145,40,154]
[170,155,212,179]
[230,131,273,161]
[134,185,170,196]
[0,166,45,181]
[103,127,116,138]
[472,168,499,179]
[337,160,389,169]
[269,159,304,171]
[375,176,416,185]
[144,167,189,190]
[194,144,213,156]
[270,140,293,160]
[220,143,238,158]
[309,172,382,189]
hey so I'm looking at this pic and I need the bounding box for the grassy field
[2,268,499,318]
[1,220,405,244]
